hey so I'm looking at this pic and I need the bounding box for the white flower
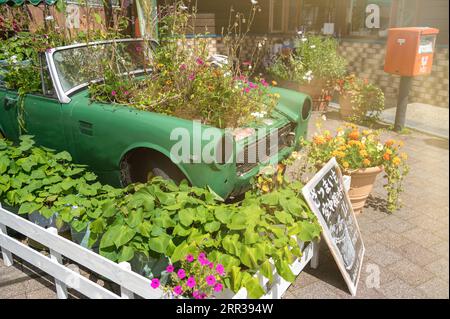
[179,4,188,10]
[297,30,303,35]
[321,115,327,121]
[301,37,308,42]
[10,55,18,64]
[361,137,367,144]
[258,42,263,48]
[310,45,316,49]
[337,131,345,137]
[377,143,384,152]
[251,112,265,119]
[45,15,54,21]
[251,0,258,5]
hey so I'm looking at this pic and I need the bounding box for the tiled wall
[203,36,449,108]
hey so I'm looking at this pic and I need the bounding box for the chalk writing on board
[302,158,365,296]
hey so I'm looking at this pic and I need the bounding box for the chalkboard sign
[302,158,365,296]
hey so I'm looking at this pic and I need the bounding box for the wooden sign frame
[302,158,365,296]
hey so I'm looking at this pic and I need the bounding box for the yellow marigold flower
[313,135,326,145]
[363,159,371,167]
[274,93,281,99]
[272,80,278,86]
[360,150,368,157]
[393,157,401,166]
[386,149,393,155]
[343,162,350,169]
[362,130,371,136]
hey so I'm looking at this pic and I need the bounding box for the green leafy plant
[268,35,347,85]
[336,74,385,124]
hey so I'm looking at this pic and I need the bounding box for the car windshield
[52,40,153,94]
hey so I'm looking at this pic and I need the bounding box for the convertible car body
[0,39,311,198]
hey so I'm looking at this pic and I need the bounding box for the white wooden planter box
[215,240,318,299]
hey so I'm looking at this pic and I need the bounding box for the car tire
[120,150,187,187]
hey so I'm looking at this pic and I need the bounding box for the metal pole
[394,76,413,132]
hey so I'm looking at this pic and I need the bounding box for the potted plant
[268,35,347,111]
[302,124,409,214]
[336,74,385,124]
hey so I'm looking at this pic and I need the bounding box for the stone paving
[1,110,449,299]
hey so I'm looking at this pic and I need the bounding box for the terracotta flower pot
[339,93,355,120]
[346,166,383,215]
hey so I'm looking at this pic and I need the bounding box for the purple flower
[216,264,225,276]
[177,269,186,279]
[186,276,196,288]
[186,254,194,262]
[166,265,174,273]
[214,283,223,292]
[150,278,160,289]
[206,275,216,286]
[173,285,183,295]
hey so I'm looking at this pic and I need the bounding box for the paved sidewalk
[1,111,449,299]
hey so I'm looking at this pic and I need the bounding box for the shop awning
[0,0,58,5]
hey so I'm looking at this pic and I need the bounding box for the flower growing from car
[151,252,226,299]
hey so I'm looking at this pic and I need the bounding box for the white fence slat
[0,206,163,299]
[0,232,120,299]
[47,227,68,299]
[119,262,135,299]
[0,223,13,267]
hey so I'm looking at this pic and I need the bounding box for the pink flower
[216,264,225,276]
[177,269,186,279]
[243,61,252,66]
[198,253,206,260]
[196,57,205,66]
[193,290,201,299]
[124,91,130,96]
[200,293,207,299]
[206,275,216,286]
[186,276,196,288]
[166,265,174,273]
[179,64,187,71]
[173,285,183,295]
[249,82,258,89]
[243,87,251,94]
[111,90,117,96]
[136,46,142,52]
[214,283,223,292]
[199,258,209,266]
[261,79,269,87]
[150,278,160,289]
[188,73,196,81]
[208,262,214,269]
[186,254,194,262]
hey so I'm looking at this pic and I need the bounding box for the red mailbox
[384,27,439,77]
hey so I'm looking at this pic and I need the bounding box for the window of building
[269,0,302,33]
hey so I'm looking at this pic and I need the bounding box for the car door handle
[79,120,93,136]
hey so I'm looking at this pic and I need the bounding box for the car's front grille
[236,123,297,176]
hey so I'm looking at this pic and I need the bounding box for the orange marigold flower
[383,153,391,161]
[313,136,326,145]
[363,159,371,167]
[349,130,360,140]
[385,139,395,147]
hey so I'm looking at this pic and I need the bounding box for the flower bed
[0,136,322,299]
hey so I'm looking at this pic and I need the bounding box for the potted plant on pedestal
[302,124,409,214]
[268,35,347,111]
[336,74,385,125]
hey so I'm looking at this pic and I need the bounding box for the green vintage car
[0,39,311,199]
